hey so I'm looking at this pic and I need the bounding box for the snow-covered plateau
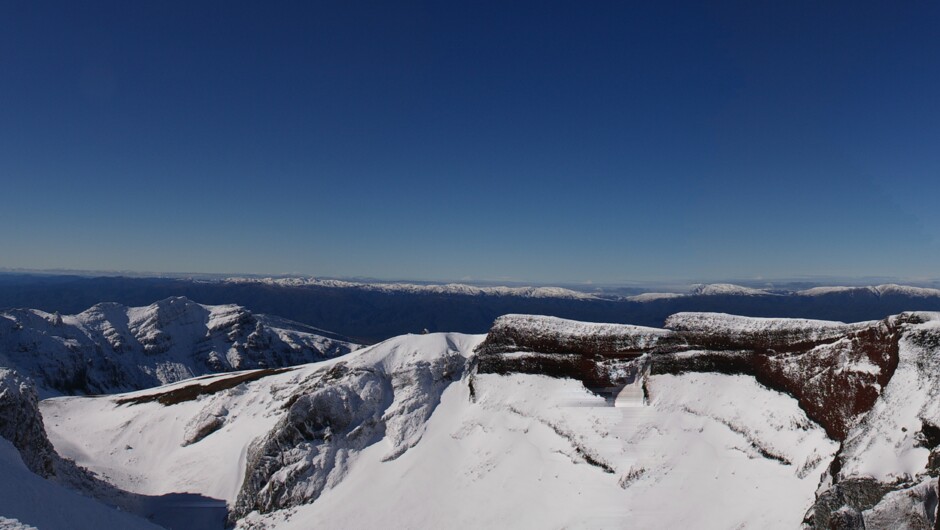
[1,305,940,528]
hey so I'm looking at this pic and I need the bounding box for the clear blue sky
[2,1,939,283]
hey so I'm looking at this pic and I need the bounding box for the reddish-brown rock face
[748,322,900,440]
[476,312,907,441]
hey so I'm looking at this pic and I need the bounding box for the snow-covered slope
[0,367,162,530]
[0,297,358,396]
[797,284,940,298]
[34,314,874,529]
[42,333,479,519]
[801,312,940,528]
[689,283,773,296]
[240,371,835,530]
[43,330,838,529]
[625,283,773,301]
[479,314,675,356]
[0,438,161,530]
[34,310,940,528]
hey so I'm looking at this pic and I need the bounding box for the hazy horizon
[4,265,940,292]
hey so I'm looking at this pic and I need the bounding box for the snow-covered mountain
[0,297,358,396]
[797,283,940,298]
[11,274,940,343]
[25,310,940,528]
[224,276,602,300]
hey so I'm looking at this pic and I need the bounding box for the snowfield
[0,308,936,528]
[238,371,834,530]
[42,331,836,529]
[0,438,161,530]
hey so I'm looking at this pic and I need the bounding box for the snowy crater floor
[41,330,837,529]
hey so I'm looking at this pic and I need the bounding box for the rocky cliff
[476,311,940,528]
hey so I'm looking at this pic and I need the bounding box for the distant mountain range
[6,273,940,342]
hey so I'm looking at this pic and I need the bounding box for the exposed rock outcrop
[476,311,940,529]
[477,312,904,440]
[229,337,466,523]
[0,369,56,477]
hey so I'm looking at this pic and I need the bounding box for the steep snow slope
[839,313,940,481]
[42,333,478,506]
[801,313,940,528]
[37,310,940,528]
[0,367,163,530]
[237,371,834,530]
[0,296,358,396]
[45,328,837,529]
[0,438,161,530]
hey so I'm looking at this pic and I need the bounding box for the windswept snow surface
[0,438,160,530]
[239,372,834,529]
[41,333,481,505]
[492,314,672,345]
[665,312,852,334]
[43,367,314,504]
[43,331,836,529]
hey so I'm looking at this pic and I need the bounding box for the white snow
[235,371,833,529]
[41,333,481,504]
[42,367,308,503]
[492,314,672,342]
[626,292,685,302]
[625,284,771,302]
[689,283,773,296]
[224,277,601,300]
[665,312,856,336]
[797,284,940,298]
[39,327,838,529]
[839,313,940,481]
[0,297,358,396]
[0,438,160,530]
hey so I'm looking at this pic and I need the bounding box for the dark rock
[0,369,56,477]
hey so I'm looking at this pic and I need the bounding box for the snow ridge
[0,297,359,396]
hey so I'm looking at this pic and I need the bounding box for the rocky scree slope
[0,296,358,396]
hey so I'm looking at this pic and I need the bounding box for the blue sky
[2,1,939,283]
